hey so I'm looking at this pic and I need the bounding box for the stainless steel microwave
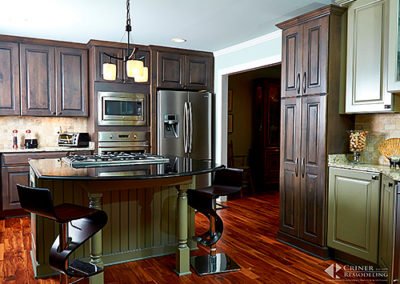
[98,91,146,126]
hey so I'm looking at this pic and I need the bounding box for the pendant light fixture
[102,0,148,82]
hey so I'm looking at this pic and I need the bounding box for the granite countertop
[29,156,223,180]
[0,143,95,153]
[329,154,400,181]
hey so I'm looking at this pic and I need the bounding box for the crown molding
[214,30,281,57]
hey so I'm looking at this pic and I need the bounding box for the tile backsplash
[0,117,88,149]
[355,114,400,165]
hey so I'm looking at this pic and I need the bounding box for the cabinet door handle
[296,73,300,94]
[301,158,305,178]
[303,72,307,94]
[372,175,379,180]
[295,158,299,177]
[389,182,394,187]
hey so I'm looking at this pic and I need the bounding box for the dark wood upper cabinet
[94,46,124,82]
[154,48,214,91]
[184,55,213,90]
[91,43,150,84]
[157,51,184,89]
[0,42,20,115]
[55,47,88,116]
[277,5,354,259]
[279,8,329,98]
[281,26,302,97]
[20,44,56,116]
[20,43,88,117]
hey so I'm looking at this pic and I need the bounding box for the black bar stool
[187,168,243,275]
[17,184,108,284]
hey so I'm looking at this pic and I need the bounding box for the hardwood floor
[0,190,376,283]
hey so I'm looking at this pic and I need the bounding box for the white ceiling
[0,0,335,52]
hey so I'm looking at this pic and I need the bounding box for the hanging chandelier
[102,0,148,82]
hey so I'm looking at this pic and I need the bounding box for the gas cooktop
[62,153,170,168]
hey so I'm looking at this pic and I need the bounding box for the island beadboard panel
[355,114,400,164]
[0,117,88,149]
[30,176,195,278]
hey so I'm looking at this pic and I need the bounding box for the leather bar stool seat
[17,184,108,283]
[187,168,243,276]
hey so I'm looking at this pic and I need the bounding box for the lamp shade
[134,67,149,83]
[126,59,144,78]
[103,63,117,80]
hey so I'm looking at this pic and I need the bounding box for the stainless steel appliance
[62,153,169,168]
[98,91,146,126]
[157,90,213,186]
[58,133,90,147]
[97,131,149,154]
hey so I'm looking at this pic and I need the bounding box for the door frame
[215,55,281,165]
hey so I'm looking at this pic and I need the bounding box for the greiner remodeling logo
[325,263,342,279]
[324,263,388,281]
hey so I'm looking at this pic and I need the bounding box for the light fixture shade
[134,67,149,83]
[126,59,144,78]
[103,63,117,80]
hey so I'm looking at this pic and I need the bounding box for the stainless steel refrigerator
[157,90,213,186]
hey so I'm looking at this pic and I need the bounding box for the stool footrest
[190,253,240,276]
[66,259,103,278]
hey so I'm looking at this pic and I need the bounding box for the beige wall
[355,114,400,164]
[0,117,88,149]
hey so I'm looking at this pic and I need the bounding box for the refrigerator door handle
[188,102,193,153]
[183,102,189,153]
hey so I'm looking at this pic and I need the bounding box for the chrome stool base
[190,253,240,276]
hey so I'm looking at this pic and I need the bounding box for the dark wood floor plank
[0,190,377,283]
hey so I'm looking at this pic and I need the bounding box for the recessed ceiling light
[171,37,187,43]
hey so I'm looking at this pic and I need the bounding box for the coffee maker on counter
[24,129,38,149]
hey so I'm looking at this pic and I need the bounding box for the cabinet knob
[371,175,379,180]
[59,112,62,115]
[52,112,56,115]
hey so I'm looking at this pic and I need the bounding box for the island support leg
[88,193,104,284]
[175,185,192,276]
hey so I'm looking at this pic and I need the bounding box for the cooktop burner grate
[62,153,170,168]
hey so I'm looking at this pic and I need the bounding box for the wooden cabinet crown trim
[149,45,214,57]
[87,39,149,50]
[276,4,345,30]
[0,34,86,49]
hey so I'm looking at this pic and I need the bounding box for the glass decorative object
[348,130,368,163]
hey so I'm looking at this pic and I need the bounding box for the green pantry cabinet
[328,167,397,281]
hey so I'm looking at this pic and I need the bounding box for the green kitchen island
[28,156,223,283]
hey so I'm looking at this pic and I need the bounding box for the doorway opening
[227,63,281,193]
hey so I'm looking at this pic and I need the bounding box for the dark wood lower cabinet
[278,95,329,258]
[1,165,29,212]
[0,151,92,217]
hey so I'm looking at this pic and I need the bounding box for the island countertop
[29,156,223,180]
[29,155,222,281]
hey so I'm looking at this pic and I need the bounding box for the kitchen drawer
[1,152,68,166]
